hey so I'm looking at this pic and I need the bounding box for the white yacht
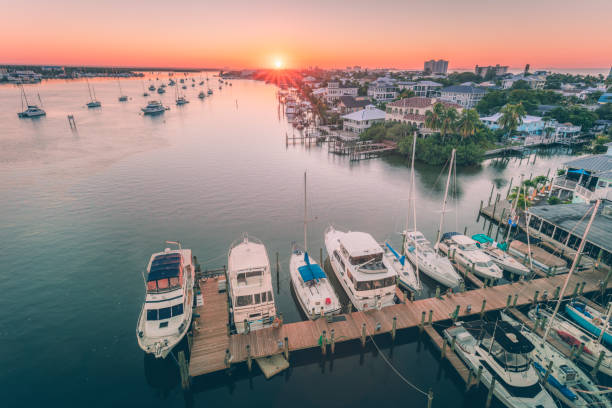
[438,233,503,281]
[141,101,167,115]
[444,320,558,408]
[404,231,461,288]
[472,234,530,276]
[136,242,195,359]
[17,86,46,118]
[325,226,397,311]
[290,172,341,319]
[383,242,419,292]
[228,234,277,334]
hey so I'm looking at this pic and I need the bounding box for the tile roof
[403,113,426,122]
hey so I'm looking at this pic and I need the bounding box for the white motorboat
[141,101,168,115]
[444,320,558,408]
[501,311,611,408]
[136,242,195,359]
[325,226,397,311]
[289,172,341,319]
[207,89,213,95]
[228,234,277,334]
[472,234,530,276]
[438,233,503,281]
[17,85,46,118]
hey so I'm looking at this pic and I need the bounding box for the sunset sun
[274,59,283,69]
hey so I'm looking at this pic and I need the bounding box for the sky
[1,0,611,70]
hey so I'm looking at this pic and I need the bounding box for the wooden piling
[178,350,190,390]
[246,345,252,372]
[441,338,447,358]
[276,252,280,293]
[427,389,434,408]
[533,290,539,305]
[488,184,494,206]
[485,378,496,408]
[480,299,486,318]
[361,323,366,347]
[420,311,426,332]
[284,336,289,360]
[592,350,606,376]
[321,330,327,355]
[476,365,483,386]
[543,360,553,384]
[428,310,433,326]
[330,329,336,354]
[391,317,397,342]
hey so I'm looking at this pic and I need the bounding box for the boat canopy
[148,253,182,282]
[472,234,508,251]
[488,321,535,354]
[298,252,326,282]
[441,232,460,241]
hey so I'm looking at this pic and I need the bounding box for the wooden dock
[423,326,477,388]
[188,267,606,378]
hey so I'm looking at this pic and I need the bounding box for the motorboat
[17,85,46,118]
[472,234,531,276]
[566,301,612,347]
[444,320,558,408]
[438,233,503,281]
[136,242,195,358]
[228,234,277,334]
[198,91,205,99]
[176,96,189,105]
[86,100,101,108]
[207,89,213,95]
[141,100,168,115]
[149,85,156,91]
[325,226,397,311]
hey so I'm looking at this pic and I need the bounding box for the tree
[439,107,458,140]
[499,103,527,138]
[511,80,530,90]
[456,109,480,140]
[425,103,444,132]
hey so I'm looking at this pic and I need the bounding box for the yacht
[207,89,213,95]
[198,91,205,99]
[136,242,195,359]
[289,172,341,319]
[228,234,277,334]
[501,311,611,408]
[86,80,101,108]
[176,96,189,105]
[472,234,530,276]
[325,226,397,311]
[565,301,612,347]
[149,84,156,91]
[438,233,503,281]
[444,320,558,408]
[117,79,128,101]
[404,231,461,288]
[383,243,419,292]
[141,101,168,115]
[17,86,46,118]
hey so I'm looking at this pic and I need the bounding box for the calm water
[0,76,581,407]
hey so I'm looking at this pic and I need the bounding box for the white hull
[383,244,420,292]
[438,239,503,281]
[485,248,531,276]
[404,232,461,288]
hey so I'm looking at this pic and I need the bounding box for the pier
[328,138,397,161]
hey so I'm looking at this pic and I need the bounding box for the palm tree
[456,109,480,140]
[425,103,444,131]
[499,103,526,139]
[439,107,458,140]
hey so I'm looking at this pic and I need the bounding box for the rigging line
[368,334,429,397]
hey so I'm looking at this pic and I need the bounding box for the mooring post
[178,350,190,390]
[427,389,434,408]
[320,248,323,265]
[463,226,468,236]
[284,336,289,360]
[450,336,456,352]
[535,316,541,331]
[506,294,512,309]
[276,252,280,293]
[321,330,327,355]
[402,290,407,304]
[533,290,539,305]
[576,342,585,359]
[246,344,252,372]
[512,293,518,307]
[453,305,460,323]
[224,349,231,369]
[485,378,496,408]
[391,316,397,342]
[420,311,426,333]
[506,177,513,199]
[572,282,580,298]
[361,323,367,347]
[435,285,440,299]
[570,344,577,360]
[543,360,553,384]
[466,369,474,391]
[451,248,456,260]
[553,286,560,300]
[428,310,433,326]
[579,281,586,295]
[480,299,486,318]
[330,329,336,354]
[592,350,606,376]
[476,365,483,386]
[441,338,447,358]
[541,316,548,331]
[478,200,483,221]
[187,330,193,351]
[488,184,494,206]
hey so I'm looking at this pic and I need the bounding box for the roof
[480,112,543,124]
[229,239,269,272]
[339,231,382,257]
[417,80,443,87]
[403,113,426,122]
[339,96,370,109]
[342,106,386,122]
[528,203,612,253]
[441,85,486,94]
[388,97,433,108]
[563,154,612,174]
[465,320,535,354]
[148,253,182,281]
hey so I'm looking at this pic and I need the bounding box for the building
[326,81,359,102]
[501,75,546,90]
[439,85,486,108]
[480,112,546,135]
[342,105,386,134]
[396,80,442,97]
[548,120,582,143]
[367,77,398,101]
[385,97,463,133]
[475,64,508,77]
[598,93,612,104]
[424,59,448,74]
[338,96,371,113]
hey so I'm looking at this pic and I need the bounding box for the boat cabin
[147,253,184,293]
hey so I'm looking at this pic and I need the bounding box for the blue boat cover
[298,252,326,282]
[385,242,405,266]
[533,362,577,400]
[148,253,181,281]
[441,232,460,241]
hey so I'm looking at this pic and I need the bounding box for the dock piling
[427,389,434,408]
[543,360,553,384]
[466,369,474,391]
[246,345,252,372]
[441,339,447,358]
[476,366,483,386]
[480,299,486,318]
[592,350,605,376]
[533,290,539,305]
[330,329,336,354]
[284,336,289,360]
[428,310,433,326]
[391,317,397,342]
[420,311,425,332]
[276,252,280,293]
[553,286,560,300]
[178,350,190,390]
[361,323,366,347]
[485,378,496,408]
[506,294,511,309]
[321,330,327,355]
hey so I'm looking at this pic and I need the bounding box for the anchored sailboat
[86,79,101,108]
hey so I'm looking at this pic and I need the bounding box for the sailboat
[175,84,189,105]
[289,172,341,319]
[17,85,46,118]
[404,147,462,288]
[385,133,420,292]
[198,90,205,99]
[141,81,149,97]
[117,79,128,102]
[86,80,101,108]
[565,300,612,347]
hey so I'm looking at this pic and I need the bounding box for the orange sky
[1,0,611,70]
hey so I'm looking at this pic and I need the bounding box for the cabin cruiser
[198,91,205,99]
[175,96,189,105]
[157,87,166,94]
[136,242,195,359]
[565,301,612,347]
[228,234,277,334]
[472,234,530,276]
[325,226,397,311]
[86,100,101,108]
[501,311,611,408]
[404,231,462,288]
[18,105,46,118]
[444,320,557,408]
[207,89,213,95]
[141,101,167,115]
[438,233,503,281]
[383,243,420,293]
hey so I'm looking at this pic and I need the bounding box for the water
[0,76,581,407]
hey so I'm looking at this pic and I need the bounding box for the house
[548,120,582,143]
[594,120,612,133]
[326,81,359,102]
[480,112,546,135]
[501,74,546,90]
[367,77,398,101]
[385,97,463,133]
[439,85,486,108]
[474,64,508,77]
[338,96,371,113]
[598,93,612,104]
[413,81,443,97]
[552,146,612,203]
[342,105,386,134]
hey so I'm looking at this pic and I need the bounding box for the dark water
[0,76,581,407]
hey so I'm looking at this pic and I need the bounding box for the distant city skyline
[1,0,610,70]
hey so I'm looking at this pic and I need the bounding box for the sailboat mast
[410,134,417,233]
[87,80,93,101]
[598,303,612,344]
[506,174,524,242]
[542,199,600,343]
[304,171,308,253]
[435,149,455,246]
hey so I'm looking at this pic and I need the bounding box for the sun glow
[274,58,283,69]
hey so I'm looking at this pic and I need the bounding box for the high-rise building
[475,64,509,77]
[424,59,448,74]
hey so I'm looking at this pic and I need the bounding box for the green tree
[425,103,444,132]
[439,107,459,140]
[499,103,527,138]
[511,80,531,90]
[456,109,480,139]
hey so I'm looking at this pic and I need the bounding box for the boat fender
[325,297,331,305]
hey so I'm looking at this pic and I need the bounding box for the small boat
[86,100,101,108]
[85,80,101,108]
[207,89,213,95]
[168,79,176,86]
[199,81,204,85]
[18,105,46,118]
[501,311,610,408]
[472,234,531,276]
[149,85,156,91]
[289,172,341,319]
[198,91,205,99]
[136,241,195,359]
[141,100,168,115]
[383,243,419,292]
[182,85,187,89]
[157,87,166,94]
[325,226,397,311]
[176,96,189,105]
[228,234,277,334]
[438,233,503,281]
[444,320,558,408]
[566,301,612,347]
[218,86,222,90]
[117,79,128,101]
[507,240,568,275]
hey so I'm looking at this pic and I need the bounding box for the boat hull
[565,304,612,347]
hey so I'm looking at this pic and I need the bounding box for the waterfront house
[326,81,359,103]
[501,74,546,90]
[439,85,486,108]
[385,97,463,134]
[367,77,398,101]
[342,105,386,134]
[480,112,546,135]
[547,120,582,143]
[338,96,371,113]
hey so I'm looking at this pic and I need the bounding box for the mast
[435,149,456,247]
[598,303,612,345]
[409,134,419,286]
[542,199,600,343]
[506,174,524,242]
[87,79,93,102]
[303,171,308,253]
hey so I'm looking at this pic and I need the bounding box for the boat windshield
[350,253,383,265]
[235,291,273,307]
[355,276,395,291]
[476,261,494,268]
[459,243,479,251]
[483,337,530,373]
[147,277,181,292]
